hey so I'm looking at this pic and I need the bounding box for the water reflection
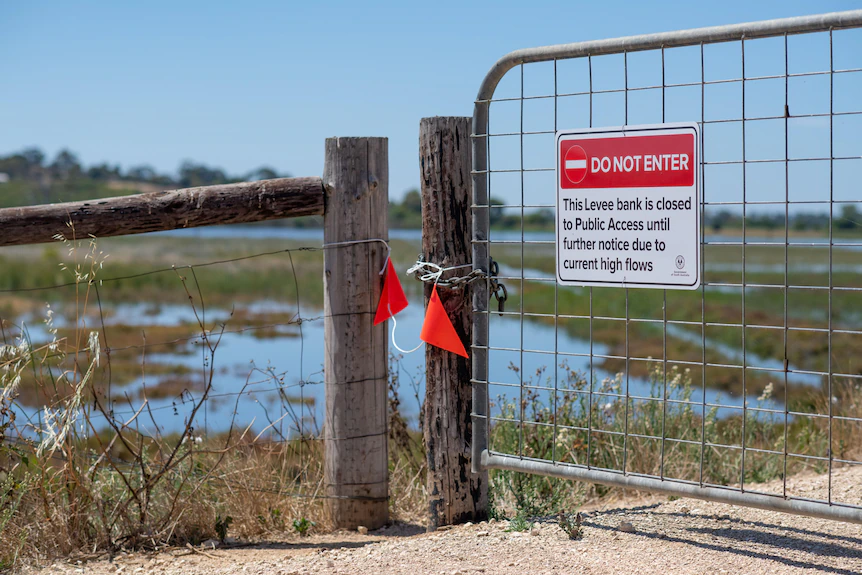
[9,296,790,438]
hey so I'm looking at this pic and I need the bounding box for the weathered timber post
[323,137,389,529]
[419,117,488,529]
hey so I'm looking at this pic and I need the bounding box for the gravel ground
[22,466,862,575]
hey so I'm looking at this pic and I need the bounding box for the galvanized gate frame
[471,10,862,523]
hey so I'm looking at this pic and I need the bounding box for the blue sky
[1,1,860,201]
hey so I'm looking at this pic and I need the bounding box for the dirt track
[22,466,862,575]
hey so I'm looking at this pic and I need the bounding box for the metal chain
[406,257,486,289]
[407,255,507,313]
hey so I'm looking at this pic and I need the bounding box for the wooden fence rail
[0,176,324,247]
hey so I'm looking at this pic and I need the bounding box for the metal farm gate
[470,10,862,522]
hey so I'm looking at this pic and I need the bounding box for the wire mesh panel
[471,10,862,522]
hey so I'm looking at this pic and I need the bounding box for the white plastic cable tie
[388,303,423,354]
[406,260,473,284]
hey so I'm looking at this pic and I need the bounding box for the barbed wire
[0,245,322,294]
[0,237,426,510]
[0,238,398,295]
[0,241,387,439]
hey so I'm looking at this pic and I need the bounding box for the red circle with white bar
[564,145,588,185]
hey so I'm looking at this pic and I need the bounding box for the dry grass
[0,414,427,569]
[487,362,862,520]
[0,354,428,570]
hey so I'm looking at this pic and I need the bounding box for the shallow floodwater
[9,225,842,438]
[11,298,786,439]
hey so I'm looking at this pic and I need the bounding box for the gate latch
[489,258,508,316]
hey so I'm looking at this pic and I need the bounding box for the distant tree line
[1,148,858,233]
[388,191,555,231]
[392,196,862,233]
[0,147,287,190]
[706,207,861,233]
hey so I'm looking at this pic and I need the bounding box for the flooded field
[1,227,859,439]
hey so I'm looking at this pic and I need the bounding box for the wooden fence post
[419,117,488,529]
[323,137,389,529]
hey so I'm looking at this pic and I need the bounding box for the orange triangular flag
[420,285,468,358]
[374,258,409,325]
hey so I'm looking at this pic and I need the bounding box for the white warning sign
[556,123,701,290]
